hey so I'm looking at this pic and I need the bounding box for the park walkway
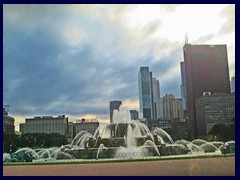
[3,156,235,176]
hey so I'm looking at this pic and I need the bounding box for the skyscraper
[152,77,161,119]
[230,76,235,93]
[183,44,231,138]
[3,107,15,134]
[173,98,184,121]
[109,101,122,123]
[138,67,161,120]
[162,94,175,120]
[130,110,139,120]
[195,93,235,136]
[180,61,187,114]
[138,67,152,119]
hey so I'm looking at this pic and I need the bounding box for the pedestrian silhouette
[221,142,227,158]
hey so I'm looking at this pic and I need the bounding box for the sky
[3,4,235,131]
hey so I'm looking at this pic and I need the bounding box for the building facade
[74,118,99,135]
[173,98,184,121]
[138,67,152,119]
[3,108,15,134]
[110,101,122,123]
[162,95,184,121]
[147,119,172,131]
[183,44,231,138]
[20,115,68,135]
[152,77,161,119]
[138,67,161,120]
[67,121,74,143]
[162,94,175,120]
[195,93,235,137]
[130,110,139,120]
[159,98,164,119]
[230,76,235,93]
[180,61,188,117]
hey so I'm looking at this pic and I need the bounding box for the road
[3,156,235,176]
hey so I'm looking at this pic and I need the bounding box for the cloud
[141,19,162,38]
[159,4,182,12]
[2,4,186,115]
[3,4,235,129]
[218,5,235,35]
[122,99,139,110]
[193,34,217,44]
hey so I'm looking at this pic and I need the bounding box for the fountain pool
[3,106,235,162]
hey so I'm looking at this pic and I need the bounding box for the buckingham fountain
[3,107,235,162]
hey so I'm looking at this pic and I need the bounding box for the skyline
[3,4,235,131]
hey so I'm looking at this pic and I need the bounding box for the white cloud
[60,26,87,46]
[4,4,235,128]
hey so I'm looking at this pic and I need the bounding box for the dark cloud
[4,4,231,122]
[150,47,182,97]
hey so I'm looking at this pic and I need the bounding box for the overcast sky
[3,4,235,130]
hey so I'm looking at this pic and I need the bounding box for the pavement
[3,156,235,176]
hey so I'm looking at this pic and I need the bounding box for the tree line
[163,117,235,142]
[3,132,68,153]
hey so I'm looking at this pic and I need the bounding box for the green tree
[208,117,235,142]
[43,133,68,147]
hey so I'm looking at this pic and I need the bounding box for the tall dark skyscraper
[183,44,231,138]
[138,67,161,120]
[230,76,235,93]
[138,67,152,120]
[180,61,187,113]
[109,101,122,123]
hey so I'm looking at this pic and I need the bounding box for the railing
[115,152,149,159]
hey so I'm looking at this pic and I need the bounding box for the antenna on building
[185,33,188,44]
[4,105,10,113]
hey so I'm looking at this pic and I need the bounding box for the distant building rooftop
[76,118,98,123]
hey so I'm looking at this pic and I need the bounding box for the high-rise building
[173,98,184,121]
[195,92,235,137]
[159,98,164,119]
[109,101,122,123]
[230,76,235,93]
[20,115,68,135]
[162,94,175,120]
[138,67,152,120]
[152,77,161,119]
[3,107,15,134]
[183,44,231,138]
[162,95,184,121]
[130,110,139,120]
[138,67,161,120]
[180,61,188,115]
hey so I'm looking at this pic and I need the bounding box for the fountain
[3,106,235,162]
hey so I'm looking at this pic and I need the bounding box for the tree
[208,117,235,142]
[208,123,228,137]
[3,132,69,153]
[3,132,20,153]
[45,133,68,147]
